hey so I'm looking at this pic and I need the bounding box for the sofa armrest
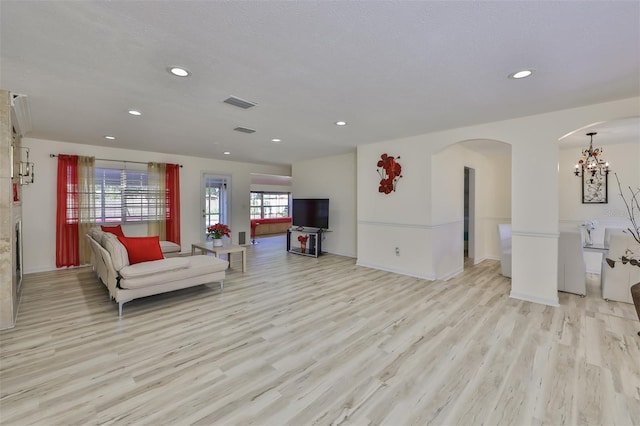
[119,257,190,279]
[160,240,181,254]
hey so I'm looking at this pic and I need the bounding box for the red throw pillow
[101,225,125,238]
[117,236,164,265]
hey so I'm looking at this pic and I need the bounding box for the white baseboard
[439,267,463,281]
[355,261,436,281]
[24,265,57,274]
[509,291,559,307]
[473,256,488,265]
[325,250,357,258]
[25,264,92,274]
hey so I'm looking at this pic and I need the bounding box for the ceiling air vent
[234,126,256,134]
[224,96,257,109]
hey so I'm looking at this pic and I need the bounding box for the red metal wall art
[377,153,403,194]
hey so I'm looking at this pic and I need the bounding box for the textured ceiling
[1,1,638,166]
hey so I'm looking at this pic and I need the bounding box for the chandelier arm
[573,132,609,177]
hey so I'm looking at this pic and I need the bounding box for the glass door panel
[201,174,229,240]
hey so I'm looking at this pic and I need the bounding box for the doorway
[464,167,476,262]
[201,174,231,240]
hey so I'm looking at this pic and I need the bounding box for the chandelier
[574,132,610,179]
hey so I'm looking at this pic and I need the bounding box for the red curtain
[165,164,181,245]
[56,155,79,267]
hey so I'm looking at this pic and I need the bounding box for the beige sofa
[87,227,228,316]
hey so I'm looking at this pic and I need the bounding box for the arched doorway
[430,139,512,277]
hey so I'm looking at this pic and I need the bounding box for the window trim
[250,191,291,219]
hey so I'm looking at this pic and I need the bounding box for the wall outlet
[395,247,400,256]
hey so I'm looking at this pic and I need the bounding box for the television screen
[292,198,329,229]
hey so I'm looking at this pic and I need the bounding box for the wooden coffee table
[191,241,247,272]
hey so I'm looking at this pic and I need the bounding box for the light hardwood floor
[1,235,639,425]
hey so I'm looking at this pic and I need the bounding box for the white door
[201,174,231,240]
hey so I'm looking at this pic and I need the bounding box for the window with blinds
[95,168,165,223]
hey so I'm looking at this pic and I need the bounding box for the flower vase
[213,238,223,247]
[300,242,306,253]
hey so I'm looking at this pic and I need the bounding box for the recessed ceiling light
[168,66,191,77]
[271,138,281,142]
[509,69,533,79]
[104,135,116,140]
[223,151,231,155]
[128,109,142,116]
[335,121,348,126]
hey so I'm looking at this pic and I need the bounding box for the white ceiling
[558,116,640,148]
[1,1,638,166]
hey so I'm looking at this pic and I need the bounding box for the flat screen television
[292,198,329,230]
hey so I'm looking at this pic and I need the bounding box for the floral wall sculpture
[377,153,403,194]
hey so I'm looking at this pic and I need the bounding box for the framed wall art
[582,172,608,204]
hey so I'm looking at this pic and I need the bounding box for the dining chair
[557,230,587,296]
[602,232,640,303]
[604,227,625,248]
[498,224,511,278]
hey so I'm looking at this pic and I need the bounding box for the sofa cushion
[119,255,228,289]
[117,235,164,265]
[101,224,126,238]
[88,226,104,241]
[119,257,190,279]
[160,240,181,254]
[102,233,130,271]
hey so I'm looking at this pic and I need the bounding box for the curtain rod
[49,154,182,167]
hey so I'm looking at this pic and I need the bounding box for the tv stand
[287,227,323,257]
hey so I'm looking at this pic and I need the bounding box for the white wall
[357,97,639,307]
[431,144,467,279]
[479,154,512,261]
[559,141,640,272]
[356,140,435,278]
[429,144,511,279]
[292,152,356,258]
[21,137,290,273]
[354,137,513,281]
[356,141,512,281]
[250,184,291,193]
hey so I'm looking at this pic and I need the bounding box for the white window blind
[95,167,165,223]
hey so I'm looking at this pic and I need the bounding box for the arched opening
[557,116,640,297]
[430,138,512,278]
